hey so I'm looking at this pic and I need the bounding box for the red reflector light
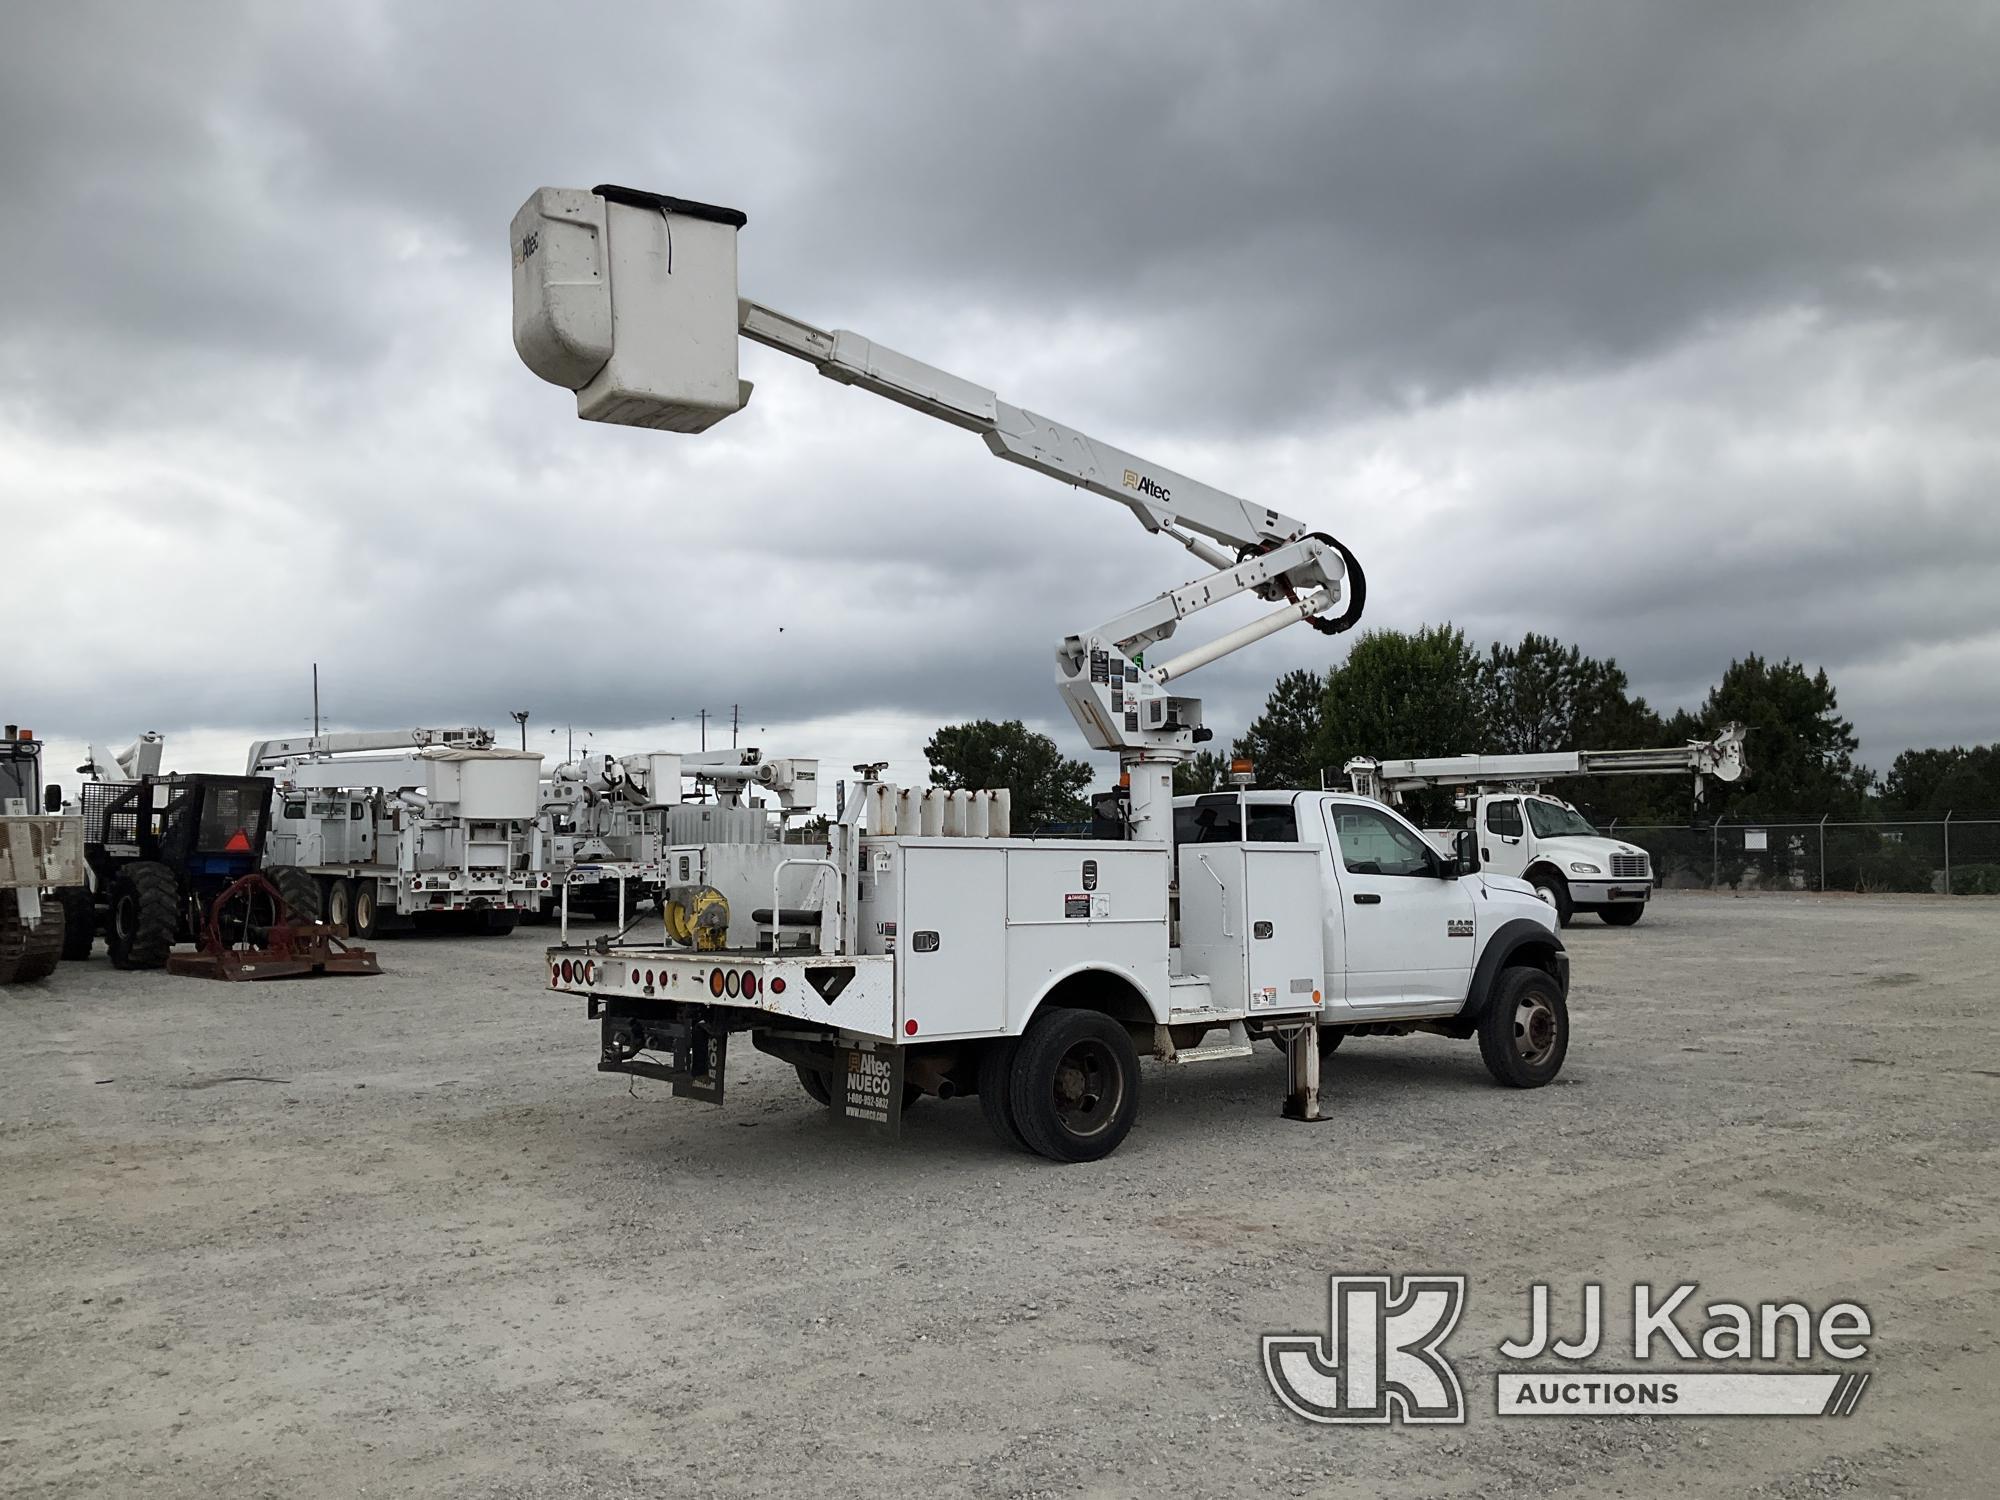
[560,959,573,983]
[741,971,758,999]
[904,1019,919,1036]
[631,969,641,984]
[709,967,725,997]
[770,977,786,994]
[223,829,253,853]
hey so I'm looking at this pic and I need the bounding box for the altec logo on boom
[1122,468,1172,503]
[1264,1277,1874,1425]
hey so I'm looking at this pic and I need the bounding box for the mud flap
[830,1040,904,1139]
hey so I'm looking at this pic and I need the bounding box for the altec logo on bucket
[1264,1277,1873,1425]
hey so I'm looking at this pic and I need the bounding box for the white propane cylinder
[990,789,1012,838]
[944,789,970,837]
[920,789,945,837]
[896,788,921,836]
[965,792,990,839]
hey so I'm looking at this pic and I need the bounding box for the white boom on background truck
[510,183,1571,1161]
[1345,726,1750,926]
[250,728,548,937]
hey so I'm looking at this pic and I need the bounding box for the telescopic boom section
[510,185,1365,840]
[1344,723,1750,803]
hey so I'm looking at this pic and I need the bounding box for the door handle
[1352,893,1381,905]
[1481,846,1491,861]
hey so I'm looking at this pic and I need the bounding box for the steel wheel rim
[1532,884,1558,910]
[1514,993,1558,1067]
[1050,1038,1123,1139]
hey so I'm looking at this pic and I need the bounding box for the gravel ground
[3,892,1996,1498]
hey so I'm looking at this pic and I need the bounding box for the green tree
[1477,633,1662,755]
[1313,625,1484,779]
[1700,655,1871,820]
[924,719,1094,832]
[1173,748,1227,796]
[1883,744,2000,813]
[1233,669,1327,788]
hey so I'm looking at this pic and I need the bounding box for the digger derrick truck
[539,747,819,928]
[510,185,1571,1161]
[251,728,546,937]
[1344,725,1750,927]
[1,725,83,985]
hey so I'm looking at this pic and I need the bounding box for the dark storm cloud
[4,0,1997,778]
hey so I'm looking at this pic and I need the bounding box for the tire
[978,1039,1028,1152]
[1528,869,1573,928]
[478,910,519,936]
[796,1064,833,1106]
[0,890,65,984]
[321,877,353,932]
[56,886,96,960]
[1268,1027,1345,1057]
[262,866,323,923]
[349,881,379,940]
[1477,966,1570,1088]
[1599,904,1644,927]
[1006,1008,1142,1163]
[106,861,182,970]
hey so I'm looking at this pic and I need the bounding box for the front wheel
[106,861,182,970]
[1599,904,1644,927]
[56,886,96,960]
[1477,966,1570,1088]
[1528,870,1573,928]
[1007,1008,1141,1163]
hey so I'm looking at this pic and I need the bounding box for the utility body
[251,728,547,937]
[513,184,1569,1159]
[1345,728,1748,927]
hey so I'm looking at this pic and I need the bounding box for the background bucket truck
[1345,725,1750,926]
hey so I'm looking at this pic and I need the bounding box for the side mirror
[1451,827,1479,875]
[44,784,63,813]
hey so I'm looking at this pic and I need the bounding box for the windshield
[1526,798,1598,839]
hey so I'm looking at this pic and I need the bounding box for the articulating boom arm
[510,184,1367,838]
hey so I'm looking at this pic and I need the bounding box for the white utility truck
[539,747,819,927]
[1,725,83,985]
[251,728,547,936]
[511,184,1570,1160]
[1345,726,1750,926]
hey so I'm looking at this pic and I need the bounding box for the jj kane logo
[1122,468,1172,503]
[1265,1277,1873,1425]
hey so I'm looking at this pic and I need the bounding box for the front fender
[1459,917,1569,1023]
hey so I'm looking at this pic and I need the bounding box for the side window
[1329,805,1438,878]
[1173,796,1300,846]
[1246,804,1298,842]
[1485,799,1523,837]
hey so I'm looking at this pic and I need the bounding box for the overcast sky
[5,1,1996,799]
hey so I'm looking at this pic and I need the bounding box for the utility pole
[731,703,740,749]
[698,708,709,751]
[511,710,530,750]
[312,663,320,737]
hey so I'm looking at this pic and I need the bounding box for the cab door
[1481,797,1530,878]
[1322,801,1476,1011]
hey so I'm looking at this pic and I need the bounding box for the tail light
[560,959,573,983]
[709,967,725,997]
[724,969,741,998]
[770,976,786,995]
[583,961,596,984]
[741,971,758,999]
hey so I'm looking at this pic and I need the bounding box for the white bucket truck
[1345,727,1749,926]
[251,728,547,936]
[510,184,1571,1160]
[540,747,820,927]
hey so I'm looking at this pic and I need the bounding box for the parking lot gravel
[3,891,1995,1498]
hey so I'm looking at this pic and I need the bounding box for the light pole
[510,710,530,750]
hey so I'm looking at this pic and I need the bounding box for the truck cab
[1459,791,1654,927]
[1173,789,1563,1016]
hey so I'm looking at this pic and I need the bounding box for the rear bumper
[547,947,899,1042]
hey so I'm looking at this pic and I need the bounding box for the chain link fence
[1600,813,2000,895]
